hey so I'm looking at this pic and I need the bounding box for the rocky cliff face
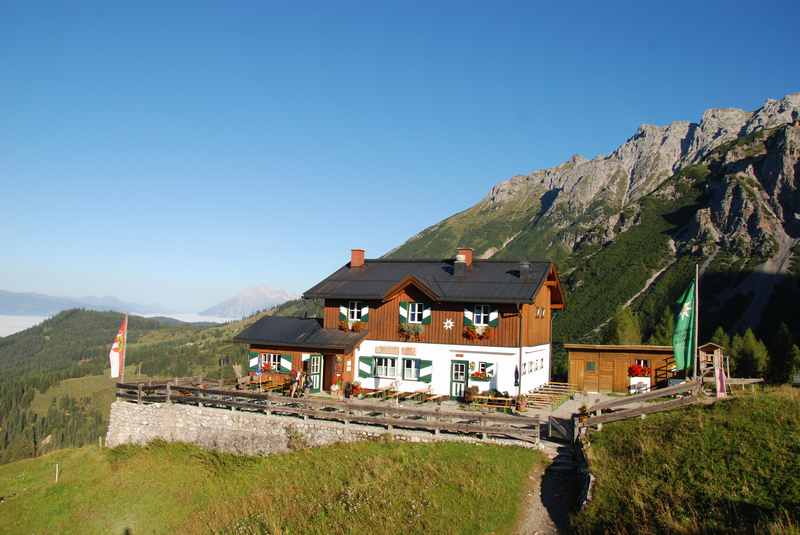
[478,93,800,254]
[389,93,800,342]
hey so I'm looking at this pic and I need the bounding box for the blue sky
[2,1,799,311]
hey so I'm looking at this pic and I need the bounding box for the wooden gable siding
[324,286,523,347]
[521,285,552,346]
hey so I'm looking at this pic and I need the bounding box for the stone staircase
[547,444,578,474]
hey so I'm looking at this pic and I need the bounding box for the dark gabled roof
[233,316,367,352]
[302,259,553,304]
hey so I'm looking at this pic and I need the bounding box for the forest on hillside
[0,309,253,464]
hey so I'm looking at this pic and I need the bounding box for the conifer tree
[649,307,675,345]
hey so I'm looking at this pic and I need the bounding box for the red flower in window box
[463,325,493,340]
[627,364,651,377]
[470,370,490,381]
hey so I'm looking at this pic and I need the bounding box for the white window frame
[635,359,650,368]
[403,358,420,380]
[452,362,466,382]
[348,301,362,322]
[479,362,488,374]
[374,357,397,378]
[265,353,281,371]
[473,304,490,326]
[407,302,423,324]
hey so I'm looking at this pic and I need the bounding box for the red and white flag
[109,314,128,379]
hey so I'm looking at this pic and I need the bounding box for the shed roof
[233,316,366,352]
[303,259,558,304]
[563,344,674,353]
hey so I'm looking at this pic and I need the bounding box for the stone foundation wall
[106,401,534,456]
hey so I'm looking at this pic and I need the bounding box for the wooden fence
[115,382,539,445]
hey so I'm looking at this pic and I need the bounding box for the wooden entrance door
[583,355,599,393]
[599,359,614,392]
[322,354,337,391]
[308,354,322,393]
[450,360,468,399]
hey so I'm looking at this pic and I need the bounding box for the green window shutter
[422,303,432,325]
[248,351,260,372]
[399,301,409,324]
[360,304,369,322]
[464,306,474,327]
[485,362,496,377]
[488,307,500,328]
[358,356,374,378]
[418,359,433,383]
[339,305,347,321]
[279,354,293,373]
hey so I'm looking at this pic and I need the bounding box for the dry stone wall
[106,401,533,455]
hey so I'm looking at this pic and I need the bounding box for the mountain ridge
[0,289,164,316]
[199,285,295,318]
[388,92,800,349]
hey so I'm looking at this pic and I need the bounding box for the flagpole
[121,313,128,383]
[693,264,699,381]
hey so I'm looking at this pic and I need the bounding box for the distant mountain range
[199,286,295,318]
[0,290,164,316]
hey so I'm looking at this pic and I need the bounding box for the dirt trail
[513,443,578,534]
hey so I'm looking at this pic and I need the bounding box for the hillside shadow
[697,269,800,341]
[531,188,562,227]
[540,446,579,534]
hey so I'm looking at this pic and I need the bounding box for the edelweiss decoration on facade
[443,318,454,330]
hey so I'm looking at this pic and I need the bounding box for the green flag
[672,280,696,371]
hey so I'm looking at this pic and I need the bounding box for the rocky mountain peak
[483,93,800,215]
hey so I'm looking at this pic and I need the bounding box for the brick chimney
[350,248,365,269]
[456,247,473,269]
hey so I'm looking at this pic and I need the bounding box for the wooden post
[137,384,143,405]
[55,463,59,483]
[166,383,172,404]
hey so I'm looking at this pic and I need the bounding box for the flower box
[629,376,651,394]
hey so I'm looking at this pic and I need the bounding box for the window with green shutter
[358,356,374,378]
[418,359,433,383]
[403,358,420,380]
[399,301,409,324]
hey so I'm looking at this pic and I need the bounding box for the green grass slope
[574,388,800,534]
[0,441,541,535]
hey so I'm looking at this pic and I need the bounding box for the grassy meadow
[0,440,542,535]
[573,387,800,534]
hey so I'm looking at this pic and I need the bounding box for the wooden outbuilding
[565,344,674,393]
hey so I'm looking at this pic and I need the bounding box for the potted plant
[463,325,478,340]
[399,323,423,341]
[628,363,652,393]
[463,324,494,341]
[470,370,491,382]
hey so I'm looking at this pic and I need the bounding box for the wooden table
[471,395,514,410]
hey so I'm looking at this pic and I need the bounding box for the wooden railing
[115,382,539,444]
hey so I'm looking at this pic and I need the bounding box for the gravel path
[513,441,579,534]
